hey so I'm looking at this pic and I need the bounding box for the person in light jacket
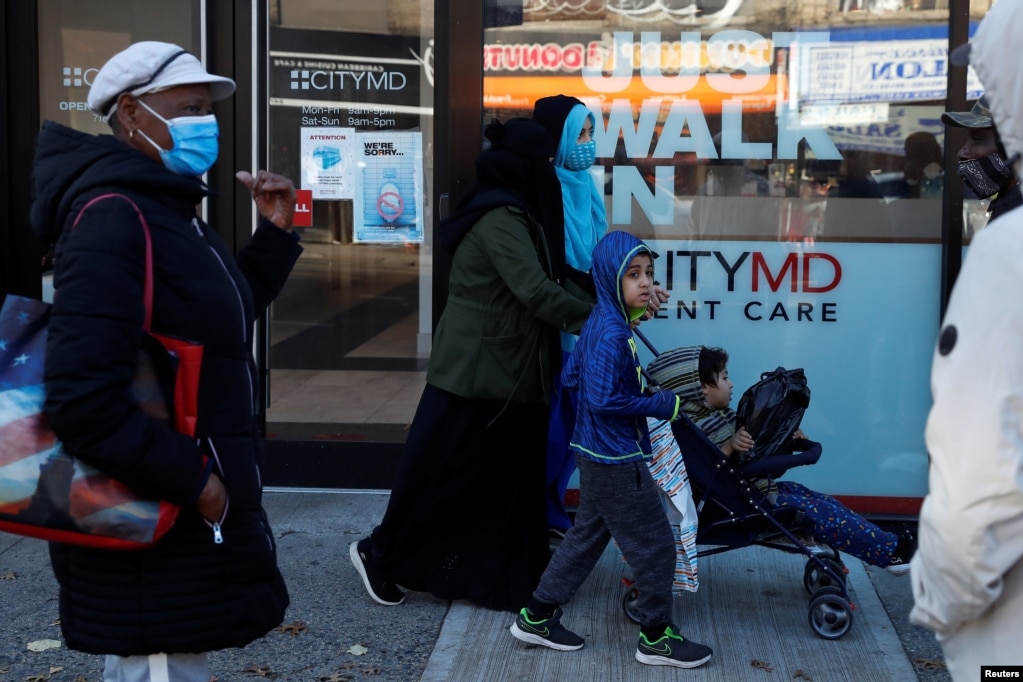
[909,3,1023,678]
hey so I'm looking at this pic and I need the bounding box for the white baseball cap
[87,41,236,117]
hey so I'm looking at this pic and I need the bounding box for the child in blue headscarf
[533,95,609,538]
[533,95,670,539]
[534,95,607,275]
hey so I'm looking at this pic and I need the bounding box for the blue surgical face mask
[564,140,596,171]
[137,100,220,176]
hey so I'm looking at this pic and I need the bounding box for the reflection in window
[486,2,958,242]
[486,0,956,504]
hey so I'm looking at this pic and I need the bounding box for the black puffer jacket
[30,120,301,655]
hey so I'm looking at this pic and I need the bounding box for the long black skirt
[370,384,550,611]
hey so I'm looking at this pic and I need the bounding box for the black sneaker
[349,538,404,606]
[635,626,712,668]
[509,607,584,651]
[886,531,916,576]
[885,554,911,576]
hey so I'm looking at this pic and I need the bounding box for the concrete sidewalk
[0,490,946,681]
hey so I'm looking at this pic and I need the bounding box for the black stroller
[621,332,855,640]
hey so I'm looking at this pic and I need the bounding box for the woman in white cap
[30,41,301,681]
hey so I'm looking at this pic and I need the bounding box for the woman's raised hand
[236,170,296,231]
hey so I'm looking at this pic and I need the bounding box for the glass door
[34,0,203,302]
[265,1,435,447]
[37,0,201,135]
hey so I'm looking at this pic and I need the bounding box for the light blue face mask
[564,140,596,171]
[137,100,220,176]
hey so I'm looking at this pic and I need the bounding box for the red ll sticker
[294,189,313,227]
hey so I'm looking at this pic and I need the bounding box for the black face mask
[957,152,1019,199]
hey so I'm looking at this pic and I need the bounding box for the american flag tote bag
[0,194,202,549]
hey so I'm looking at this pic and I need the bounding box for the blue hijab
[553,104,607,272]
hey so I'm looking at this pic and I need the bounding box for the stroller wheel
[807,592,854,639]
[621,583,642,624]
[803,557,847,594]
[809,584,843,601]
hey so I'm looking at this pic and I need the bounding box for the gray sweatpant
[533,454,676,627]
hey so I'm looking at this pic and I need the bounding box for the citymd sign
[271,54,421,108]
[63,66,99,88]
[659,247,843,323]
[289,68,408,92]
[58,64,101,114]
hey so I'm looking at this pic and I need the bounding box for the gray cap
[941,95,993,129]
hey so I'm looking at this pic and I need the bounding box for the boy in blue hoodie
[509,230,714,669]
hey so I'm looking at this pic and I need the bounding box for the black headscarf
[438,118,568,284]
[532,94,585,150]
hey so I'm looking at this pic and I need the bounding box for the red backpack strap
[71,193,154,331]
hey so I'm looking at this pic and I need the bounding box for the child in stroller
[625,343,915,639]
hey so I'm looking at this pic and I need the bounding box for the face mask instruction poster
[353,131,424,244]
[299,127,356,199]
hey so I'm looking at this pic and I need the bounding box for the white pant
[104,652,208,682]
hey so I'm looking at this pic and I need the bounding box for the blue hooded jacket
[563,230,679,463]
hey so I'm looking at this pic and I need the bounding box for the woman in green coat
[350,118,593,610]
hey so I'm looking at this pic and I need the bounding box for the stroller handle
[740,440,823,478]
[632,327,660,386]
[633,326,658,355]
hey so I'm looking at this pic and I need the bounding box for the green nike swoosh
[644,642,671,655]
[522,622,550,637]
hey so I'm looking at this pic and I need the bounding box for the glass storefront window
[6,0,1001,496]
[483,1,964,503]
[266,1,434,444]
[37,1,199,134]
[35,0,201,300]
